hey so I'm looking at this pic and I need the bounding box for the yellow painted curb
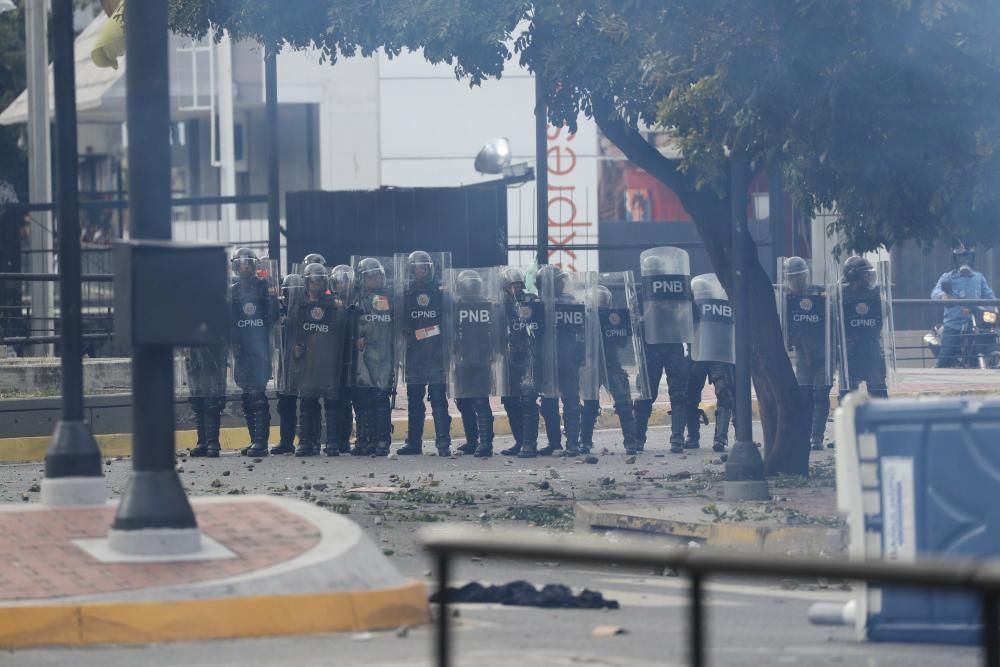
[0,580,429,648]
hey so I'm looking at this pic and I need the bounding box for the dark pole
[265,50,281,267]
[110,0,197,540]
[724,152,769,501]
[534,68,549,267]
[42,0,104,504]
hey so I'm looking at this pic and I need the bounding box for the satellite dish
[474,137,512,175]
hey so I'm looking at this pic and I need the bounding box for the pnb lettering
[702,303,732,318]
[556,310,583,325]
[459,309,491,323]
[652,279,685,295]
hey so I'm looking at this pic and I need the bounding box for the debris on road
[429,581,619,609]
[591,625,628,637]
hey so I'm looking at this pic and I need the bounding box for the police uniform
[839,282,888,399]
[787,285,832,450]
[351,263,396,457]
[539,281,585,456]
[230,271,275,456]
[186,345,227,458]
[500,287,542,458]
[581,304,639,453]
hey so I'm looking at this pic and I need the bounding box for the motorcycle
[924,305,1000,369]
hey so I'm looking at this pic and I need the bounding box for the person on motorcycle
[931,243,995,368]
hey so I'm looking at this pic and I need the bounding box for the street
[0,423,982,666]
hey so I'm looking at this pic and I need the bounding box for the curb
[575,502,848,557]
[0,580,429,648]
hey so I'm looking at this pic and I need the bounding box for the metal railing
[422,525,1000,667]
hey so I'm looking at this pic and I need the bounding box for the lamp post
[40,0,106,506]
[724,152,770,501]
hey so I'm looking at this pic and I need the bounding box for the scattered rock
[312,483,328,492]
[247,465,255,472]
[538,481,550,491]
[654,453,665,458]
[105,460,112,466]
[253,458,263,463]
[592,625,628,637]
[395,625,410,638]
[584,456,599,464]
[388,453,399,460]
[351,632,374,641]
[27,483,40,493]
[780,579,800,591]
[210,479,223,488]
[504,460,513,466]
[373,517,383,526]
[176,466,185,473]
[451,609,461,618]
[548,469,560,480]
[222,470,231,477]
[625,456,636,465]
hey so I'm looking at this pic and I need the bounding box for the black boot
[501,397,523,456]
[373,392,392,457]
[518,397,540,458]
[669,405,687,454]
[335,397,353,453]
[322,399,340,456]
[295,398,320,457]
[563,398,582,456]
[350,397,373,456]
[455,399,478,454]
[684,406,702,449]
[204,397,223,458]
[616,401,639,455]
[428,385,452,456]
[242,392,271,457]
[633,399,651,452]
[240,392,255,451]
[713,405,733,452]
[537,398,562,456]
[579,400,599,454]
[473,399,495,458]
[189,397,211,457]
[810,385,832,451]
[271,393,296,455]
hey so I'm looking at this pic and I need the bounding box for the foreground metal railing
[422,525,1000,667]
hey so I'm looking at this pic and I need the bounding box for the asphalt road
[0,424,981,666]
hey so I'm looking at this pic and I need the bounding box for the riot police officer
[684,274,735,452]
[328,264,356,454]
[499,267,542,458]
[781,257,833,451]
[290,263,347,456]
[634,248,694,454]
[230,247,276,457]
[271,272,303,455]
[581,283,642,454]
[351,257,396,456]
[837,256,889,399]
[537,266,585,456]
[185,345,227,458]
[397,251,452,456]
[303,252,326,268]
[450,269,499,458]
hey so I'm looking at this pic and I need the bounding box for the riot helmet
[281,272,303,301]
[303,262,328,298]
[501,266,525,298]
[456,269,484,299]
[842,256,876,289]
[303,252,327,267]
[231,247,258,280]
[534,264,560,294]
[408,250,435,282]
[596,284,613,309]
[330,264,354,299]
[952,243,976,275]
[782,256,810,293]
[358,257,386,292]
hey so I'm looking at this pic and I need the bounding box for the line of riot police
[177,246,893,461]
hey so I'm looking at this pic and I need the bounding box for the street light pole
[724,152,769,501]
[25,0,53,356]
[40,0,105,506]
[108,0,200,555]
[534,67,548,268]
[265,50,281,267]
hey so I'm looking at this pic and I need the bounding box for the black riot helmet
[501,266,526,298]
[303,262,328,297]
[303,252,326,267]
[231,247,258,280]
[330,264,353,298]
[408,250,435,282]
[640,254,668,275]
[358,257,386,291]
[281,272,303,301]
[456,269,484,299]
[782,256,810,293]
[842,256,876,288]
[596,284,613,309]
[952,243,976,274]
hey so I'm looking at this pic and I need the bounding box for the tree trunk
[593,98,811,475]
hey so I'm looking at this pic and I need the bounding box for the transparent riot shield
[639,246,694,344]
[834,255,895,395]
[350,256,397,392]
[447,268,507,399]
[286,277,349,400]
[690,273,734,364]
[500,265,549,398]
[229,256,278,393]
[394,251,451,387]
[598,272,651,402]
[777,257,832,387]
[533,265,561,398]
[276,272,304,395]
[562,271,602,402]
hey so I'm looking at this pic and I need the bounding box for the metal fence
[422,525,1000,667]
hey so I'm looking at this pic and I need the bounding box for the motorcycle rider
[498,267,542,458]
[397,251,452,457]
[838,256,889,398]
[931,243,995,368]
[229,247,275,457]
